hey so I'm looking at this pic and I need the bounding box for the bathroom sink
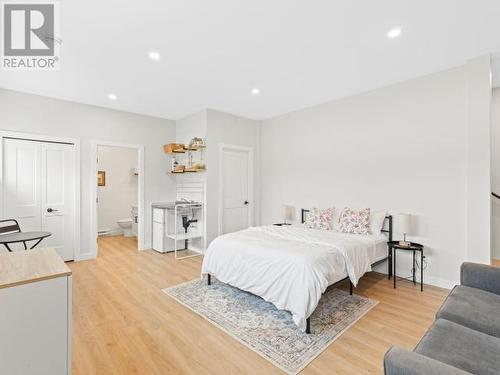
[152,200,200,210]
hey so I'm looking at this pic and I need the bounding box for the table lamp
[397,213,412,247]
[282,205,295,225]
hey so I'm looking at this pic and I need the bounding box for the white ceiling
[2,0,500,120]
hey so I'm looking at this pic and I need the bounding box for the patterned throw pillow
[304,207,335,230]
[338,207,371,235]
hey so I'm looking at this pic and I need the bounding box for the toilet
[117,206,138,237]
[117,218,134,237]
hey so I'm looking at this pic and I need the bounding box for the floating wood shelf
[169,169,206,174]
[176,148,204,154]
[164,143,206,154]
[185,168,206,172]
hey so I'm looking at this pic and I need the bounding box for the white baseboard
[423,275,456,290]
[140,241,151,251]
[98,228,123,237]
[372,269,454,290]
[372,261,455,290]
[75,252,97,261]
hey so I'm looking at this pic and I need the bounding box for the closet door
[40,142,75,261]
[3,138,75,260]
[3,138,42,232]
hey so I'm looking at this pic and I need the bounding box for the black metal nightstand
[387,241,425,291]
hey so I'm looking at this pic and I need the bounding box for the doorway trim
[0,130,81,260]
[90,140,145,258]
[218,143,254,236]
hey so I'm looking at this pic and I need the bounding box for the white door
[221,147,252,234]
[3,139,41,232]
[3,138,76,260]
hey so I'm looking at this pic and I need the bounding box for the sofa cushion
[384,347,472,375]
[436,285,500,338]
[415,319,500,375]
[461,262,500,296]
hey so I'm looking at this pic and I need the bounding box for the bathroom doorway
[90,141,145,258]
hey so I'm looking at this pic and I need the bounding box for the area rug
[163,279,377,374]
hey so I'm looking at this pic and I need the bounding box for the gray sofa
[384,262,500,375]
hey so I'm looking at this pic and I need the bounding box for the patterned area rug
[163,279,377,374]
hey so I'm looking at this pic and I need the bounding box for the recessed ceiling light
[108,93,117,100]
[387,28,402,39]
[148,51,160,61]
[251,88,260,95]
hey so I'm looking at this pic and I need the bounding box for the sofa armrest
[460,262,500,295]
[384,347,472,375]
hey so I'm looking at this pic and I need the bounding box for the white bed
[201,222,391,332]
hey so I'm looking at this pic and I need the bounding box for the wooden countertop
[0,248,71,289]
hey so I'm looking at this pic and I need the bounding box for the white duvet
[201,225,386,332]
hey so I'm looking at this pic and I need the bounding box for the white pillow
[370,210,387,235]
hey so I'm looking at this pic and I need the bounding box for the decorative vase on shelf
[188,137,206,150]
[171,156,179,172]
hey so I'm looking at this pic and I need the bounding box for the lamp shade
[282,205,296,222]
[397,213,412,234]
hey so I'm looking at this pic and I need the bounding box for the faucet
[181,215,198,250]
[182,216,198,232]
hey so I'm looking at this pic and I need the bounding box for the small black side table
[387,241,425,291]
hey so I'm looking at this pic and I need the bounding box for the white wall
[260,59,491,288]
[492,88,500,260]
[97,145,138,234]
[465,56,492,264]
[0,88,176,259]
[176,110,207,145]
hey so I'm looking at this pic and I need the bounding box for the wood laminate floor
[69,235,449,375]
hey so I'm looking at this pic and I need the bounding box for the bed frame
[206,209,393,334]
[300,209,393,332]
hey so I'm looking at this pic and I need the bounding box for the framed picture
[97,171,106,186]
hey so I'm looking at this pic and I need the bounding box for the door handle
[244,201,249,205]
[47,208,59,213]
